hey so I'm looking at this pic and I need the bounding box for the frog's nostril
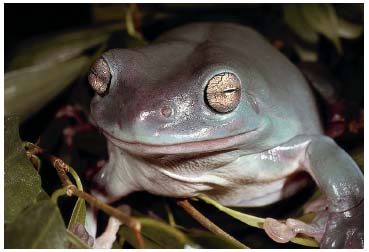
[160,105,173,118]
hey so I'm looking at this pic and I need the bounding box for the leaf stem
[51,188,67,204]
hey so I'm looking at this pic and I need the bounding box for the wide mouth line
[103,129,254,147]
[102,127,259,155]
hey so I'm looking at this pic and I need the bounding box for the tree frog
[88,22,363,248]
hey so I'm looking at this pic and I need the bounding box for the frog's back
[156,22,322,135]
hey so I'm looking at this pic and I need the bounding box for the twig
[24,143,144,249]
[177,199,248,249]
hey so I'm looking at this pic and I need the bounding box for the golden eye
[88,57,111,96]
[205,72,241,113]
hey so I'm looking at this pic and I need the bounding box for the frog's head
[89,45,270,155]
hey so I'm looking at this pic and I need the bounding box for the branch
[177,199,248,249]
[25,143,144,249]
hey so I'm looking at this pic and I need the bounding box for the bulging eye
[88,57,111,95]
[205,72,241,113]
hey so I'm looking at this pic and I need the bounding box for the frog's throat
[102,127,261,155]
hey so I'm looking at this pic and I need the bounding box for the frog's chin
[102,127,262,155]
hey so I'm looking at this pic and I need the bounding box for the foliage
[4,116,67,248]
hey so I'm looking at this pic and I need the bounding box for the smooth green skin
[90,23,363,248]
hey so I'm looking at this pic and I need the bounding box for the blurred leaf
[301,4,342,53]
[92,3,127,23]
[5,116,42,223]
[68,198,87,229]
[187,230,245,249]
[112,232,126,249]
[5,200,67,248]
[350,146,363,171]
[290,235,319,247]
[293,43,318,62]
[337,18,363,39]
[5,56,90,120]
[297,212,317,223]
[125,4,147,43]
[283,4,319,44]
[119,217,191,248]
[8,23,122,70]
[197,195,319,247]
[164,202,176,227]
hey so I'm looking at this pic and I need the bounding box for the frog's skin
[88,22,363,248]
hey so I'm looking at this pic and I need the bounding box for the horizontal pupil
[223,88,239,93]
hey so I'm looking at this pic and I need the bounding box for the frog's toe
[263,218,296,243]
[264,215,326,245]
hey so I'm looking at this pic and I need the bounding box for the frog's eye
[205,72,241,113]
[88,57,111,96]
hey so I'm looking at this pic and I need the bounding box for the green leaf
[92,3,128,23]
[119,217,190,248]
[8,23,122,70]
[283,4,319,44]
[293,43,318,62]
[350,146,364,171]
[337,18,363,39]
[197,195,319,247]
[67,167,86,229]
[197,195,265,229]
[36,190,51,201]
[5,56,90,120]
[68,198,87,229]
[5,200,67,248]
[4,116,42,223]
[301,4,342,53]
[187,230,246,249]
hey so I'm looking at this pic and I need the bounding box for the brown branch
[25,143,144,249]
[177,199,248,249]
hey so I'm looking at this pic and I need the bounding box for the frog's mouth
[102,127,261,155]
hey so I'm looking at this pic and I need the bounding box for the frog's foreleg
[264,135,363,248]
[302,136,363,213]
[302,135,363,248]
